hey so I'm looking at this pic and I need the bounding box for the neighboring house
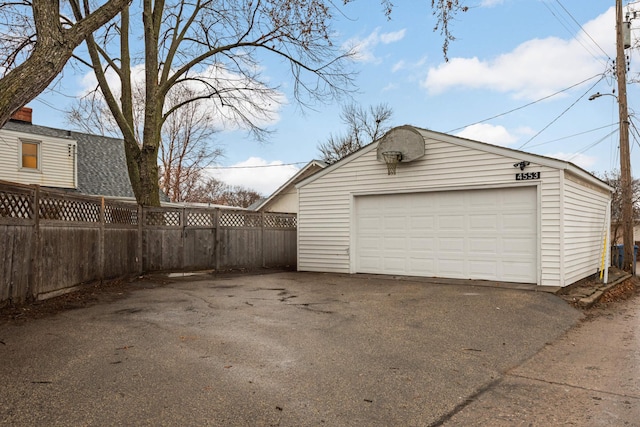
[296,125,612,288]
[252,160,326,213]
[0,107,137,199]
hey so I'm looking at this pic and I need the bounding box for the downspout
[558,170,565,287]
[603,201,611,284]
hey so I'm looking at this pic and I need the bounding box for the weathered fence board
[218,228,263,269]
[264,229,297,267]
[0,224,33,303]
[104,228,139,278]
[37,225,101,297]
[183,228,216,270]
[0,180,297,304]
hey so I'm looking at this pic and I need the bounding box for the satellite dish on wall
[376,126,426,174]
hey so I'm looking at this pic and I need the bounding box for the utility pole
[616,0,635,273]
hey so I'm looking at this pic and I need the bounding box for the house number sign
[515,172,540,181]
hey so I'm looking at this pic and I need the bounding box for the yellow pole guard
[600,234,607,280]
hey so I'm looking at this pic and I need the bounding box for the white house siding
[265,188,298,213]
[0,129,76,188]
[540,173,562,286]
[298,135,568,286]
[562,172,610,285]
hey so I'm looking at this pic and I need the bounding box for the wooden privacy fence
[0,180,297,304]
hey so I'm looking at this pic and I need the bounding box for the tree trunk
[138,146,161,206]
[0,0,129,127]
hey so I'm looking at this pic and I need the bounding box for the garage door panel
[438,259,466,278]
[356,188,537,283]
[439,238,464,252]
[440,215,465,230]
[503,213,536,230]
[359,237,382,250]
[469,214,498,231]
[411,215,436,230]
[385,237,406,250]
[409,258,436,274]
[409,237,435,251]
[469,237,498,254]
[468,260,498,279]
[358,256,382,270]
[502,261,536,282]
[384,256,407,271]
[502,237,536,255]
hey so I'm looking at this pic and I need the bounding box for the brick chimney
[10,107,32,124]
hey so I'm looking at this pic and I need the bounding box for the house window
[21,141,39,169]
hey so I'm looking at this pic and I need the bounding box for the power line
[447,73,605,134]
[553,0,611,60]
[209,161,307,169]
[518,75,605,149]
[567,128,618,161]
[525,122,618,148]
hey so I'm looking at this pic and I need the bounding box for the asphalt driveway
[0,271,582,426]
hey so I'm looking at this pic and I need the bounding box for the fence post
[261,212,266,268]
[181,207,186,271]
[30,184,41,301]
[214,209,220,271]
[99,197,105,282]
[137,204,144,275]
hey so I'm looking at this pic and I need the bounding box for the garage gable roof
[296,125,610,192]
[253,159,327,211]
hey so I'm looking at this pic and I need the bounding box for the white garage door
[355,187,537,283]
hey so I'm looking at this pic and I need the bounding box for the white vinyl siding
[562,173,610,284]
[298,128,610,287]
[299,138,559,284]
[265,188,298,213]
[0,129,76,188]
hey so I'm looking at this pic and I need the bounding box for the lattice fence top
[105,204,138,225]
[145,209,181,227]
[0,188,33,219]
[39,194,100,222]
[219,212,262,227]
[187,211,214,227]
[0,182,297,228]
[264,214,297,228]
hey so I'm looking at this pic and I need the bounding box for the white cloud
[392,60,406,73]
[480,0,505,7]
[380,29,406,44]
[208,157,299,196]
[455,123,517,146]
[382,83,398,92]
[545,152,597,170]
[422,7,616,100]
[344,28,406,63]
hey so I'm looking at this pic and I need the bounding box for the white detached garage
[296,126,611,288]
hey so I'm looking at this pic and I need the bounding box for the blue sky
[30,1,640,196]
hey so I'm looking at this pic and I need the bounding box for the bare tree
[220,186,263,208]
[69,83,224,203]
[598,170,640,244]
[184,177,262,208]
[0,0,129,127]
[68,1,466,206]
[158,88,224,202]
[318,103,393,163]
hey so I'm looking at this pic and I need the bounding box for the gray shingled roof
[4,121,136,198]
